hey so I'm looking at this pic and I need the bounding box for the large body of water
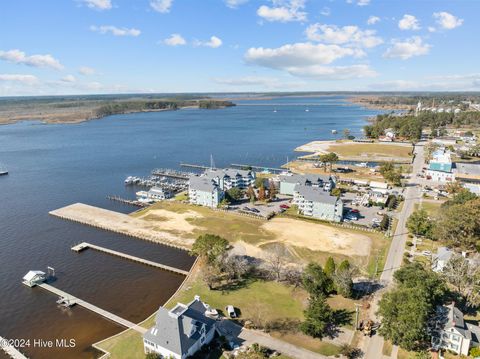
[0,96,380,359]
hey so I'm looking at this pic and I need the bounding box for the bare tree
[443,254,480,307]
[265,245,288,281]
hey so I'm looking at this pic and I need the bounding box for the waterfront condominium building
[206,168,256,190]
[279,173,336,196]
[188,175,224,208]
[293,184,343,222]
[143,296,217,359]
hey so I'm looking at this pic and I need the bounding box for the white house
[431,303,480,356]
[148,187,173,201]
[431,247,454,273]
[188,175,224,208]
[293,184,343,222]
[143,296,217,359]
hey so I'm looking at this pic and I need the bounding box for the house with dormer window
[143,296,218,359]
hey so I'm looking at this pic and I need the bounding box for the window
[451,335,459,342]
[451,344,459,351]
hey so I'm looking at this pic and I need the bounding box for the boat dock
[0,335,28,359]
[71,242,189,275]
[37,283,147,334]
[180,163,215,170]
[49,203,193,251]
[106,195,147,208]
[230,163,284,173]
[151,168,190,180]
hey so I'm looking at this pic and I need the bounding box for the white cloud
[305,24,383,48]
[0,74,39,85]
[383,36,431,60]
[245,43,362,67]
[244,42,375,80]
[194,36,223,48]
[224,0,248,8]
[398,14,421,30]
[320,7,331,16]
[150,0,173,13]
[357,0,370,6]
[257,0,307,23]
[428,26,436,33]
[61,75,76,83]
[367,16,380,25]
[433,12,463,30]
[79,66,95,75]
[163,33,186,46]
[90,25,141,37]
[0,49,64,70]
[347,0,370,6]
[83,0,112,10]
[371,74,480,91]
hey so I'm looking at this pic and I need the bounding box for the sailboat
[273,108,277,113]
[0,163,8,176]
[305,107,310,112]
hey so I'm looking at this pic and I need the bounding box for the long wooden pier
[37,283,147,334]
[0,336,28,359]
[71,242,189,276]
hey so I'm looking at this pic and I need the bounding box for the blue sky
[0,0,478,96]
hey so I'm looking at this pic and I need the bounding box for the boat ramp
[71,242,189,276]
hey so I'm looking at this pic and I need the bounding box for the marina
[71,242,189,275]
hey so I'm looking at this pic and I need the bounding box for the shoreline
[345,95,413,111]
[92,257,200,358]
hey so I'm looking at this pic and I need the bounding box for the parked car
[422,250,432,257]
[350,209,360,214]
[280,204,290,209]
[250,208,260,213]
[226,305,236,318]
[242,207,251,211]
[372,218,381,223]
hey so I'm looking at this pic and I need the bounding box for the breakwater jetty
[72,242,188,275]
[49,203,193,251]
[36,283,147,334]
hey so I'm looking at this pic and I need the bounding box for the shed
[22,270,46,287]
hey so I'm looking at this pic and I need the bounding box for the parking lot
[341,191,388,227]
[228,195,292,218]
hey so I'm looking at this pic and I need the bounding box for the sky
[0,0,479,96]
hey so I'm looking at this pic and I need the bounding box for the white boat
[331,130,338,134]
[0,163,8,176]
[305,108,310,112]
[273,108,277,113]
[355,162,368,168]
[124,176,134,185]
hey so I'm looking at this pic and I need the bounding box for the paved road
[363,142,425,359]
[218,320,329,359]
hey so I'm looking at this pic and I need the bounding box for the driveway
[217,320,329,359]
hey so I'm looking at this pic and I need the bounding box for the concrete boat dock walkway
[71,242,189,275]
[0,335,28,359]
[49,203,193,250]
[37,283,147,334]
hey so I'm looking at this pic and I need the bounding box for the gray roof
[149,187,169,194]
[143,297,216,356]
[189,175,219,192]
[206,168,253,179]
[280,173,332,185]
[454,162,480,176]
[294,184,339,204]
[434,247,454,262]
[443,303,471,339]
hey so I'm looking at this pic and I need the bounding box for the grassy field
[414,200,444,218]
[327,143,413,160]
[132,201,389,273]
[271,332,342,356]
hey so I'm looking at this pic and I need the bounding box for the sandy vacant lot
[295,140,412,162]
[136,209,204,233]
[261,218,371,257]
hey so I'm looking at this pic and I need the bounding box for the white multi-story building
[293,184,343,222]
[188,175,224,208]
[279,174,336,196]
[207,168,255,190]
[432,303,480,356]
[426,148,454,183]
[143,296,217,359]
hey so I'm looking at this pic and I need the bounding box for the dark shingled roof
[143,297,216,356]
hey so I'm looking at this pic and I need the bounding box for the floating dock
[49,203,193,251]
[37,283,147,334]
[71,242,189,276]
[0,336,28,359]
[151,168,190,180]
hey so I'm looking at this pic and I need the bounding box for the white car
[226,305,236,318]
[422,250,432,257]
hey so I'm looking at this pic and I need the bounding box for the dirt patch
[261,218,372,257]
[136,209,204,233]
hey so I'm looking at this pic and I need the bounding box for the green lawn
[165,278,307,323]
[271,332,342,357]
[414,200,444,218]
